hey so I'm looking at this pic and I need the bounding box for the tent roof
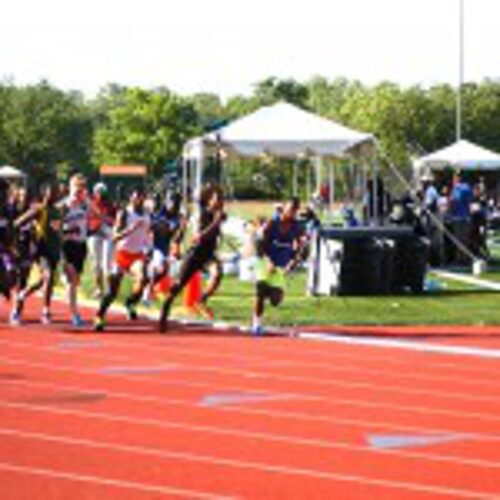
[415,139,500,171]
[0,165,25,178]
[185,101,374,159]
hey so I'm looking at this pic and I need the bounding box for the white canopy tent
[0,165,26,180]
[182,101,375,208]
[414,139,500,179]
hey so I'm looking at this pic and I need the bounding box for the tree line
[1,77,500,197]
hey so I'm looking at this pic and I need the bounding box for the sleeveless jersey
[116,208,151,254]
[61,197,90,243]
[266,218,301,268]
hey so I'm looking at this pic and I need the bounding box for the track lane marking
[0,334,500,389]
[299,332,500,359]
[6,378,500,445]
[1,339,500,407]
[1,390,500,471]
[5,313,500,379]
[0,426,492,499]
[0,461,233,499]
[2,354,500,423]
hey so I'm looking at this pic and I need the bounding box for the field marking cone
[154,274,171,298]
[180,271,203,317]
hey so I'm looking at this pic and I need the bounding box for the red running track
[0,298,500,499]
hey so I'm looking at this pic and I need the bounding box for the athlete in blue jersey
[252,200,303,335]
[143,192,186,304]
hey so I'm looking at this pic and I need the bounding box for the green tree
[93,87,199,177]
[254,77,309,108]
[0,80,93,183]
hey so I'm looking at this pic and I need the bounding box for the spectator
[450,173,473,264]
[88,183,116,298]
[450,172,473,219]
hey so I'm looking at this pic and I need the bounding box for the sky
[1,0,499,99]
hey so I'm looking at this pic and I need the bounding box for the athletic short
[0,251,16,298]
[114,249,146,273]
[36,239,60,271]
[254,257,286,290]
[62,241,88,275]
[176,248,221,290]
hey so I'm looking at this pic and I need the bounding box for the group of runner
[0,175,305,334]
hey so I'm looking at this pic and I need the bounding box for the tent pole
[306,160,311,203]
[457,0,464,141]
[182,156,188,207]
[329,162,334,220]
[195,142,204,209]
[372,161,378,226]
[316,156,322,195]
[361,162,367,225]
[293,159,298,197]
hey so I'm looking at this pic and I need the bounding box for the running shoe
[72,314,85,328]
[126,303,138,321]
[251,325,265,336]
[93,317,105,332]
[9,311,21,327]
[41,311,52,325]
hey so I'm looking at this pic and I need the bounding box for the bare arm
[14,204,42,228]
[112,210,133,244]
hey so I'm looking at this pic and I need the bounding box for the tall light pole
[456,0,465,141]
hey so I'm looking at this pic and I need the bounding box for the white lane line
[6,294,500,376]
[8,377,500,448]
[6,322,500,382]
[0,426,491,499]
[433,271,500,292]
[299,332,500,359]
[3,354,500,424]
[0,461,233,499]
[5,329,500,392]
[1,337,499,406]
[2,394,500,471]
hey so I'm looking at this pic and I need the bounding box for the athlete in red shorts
[94,187,151,331]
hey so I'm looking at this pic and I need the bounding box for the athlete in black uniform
[0,180,16,300]
[159,185,225,332]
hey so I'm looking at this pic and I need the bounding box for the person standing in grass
[88,182,116,299]
[11,183,62,325]
[159,185,225,332]
[94,187,152,332]
[252,200,303,335]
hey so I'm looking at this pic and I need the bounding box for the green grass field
[80,268,500,327]
[76,203,500,328]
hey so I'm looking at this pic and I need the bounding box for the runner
[159,185,225,332]
[94,187,152,332]
[0,180,16,301]
[252,199,303,335]
[60,174,91,327]
[9,187,36,319]
[143,192,186,305]
[11,182,62,325]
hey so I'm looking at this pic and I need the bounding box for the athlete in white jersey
[94,187,151,331]
[60,174,91,327]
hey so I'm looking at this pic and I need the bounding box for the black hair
[130,185,145,197]
[199,184,223,208]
